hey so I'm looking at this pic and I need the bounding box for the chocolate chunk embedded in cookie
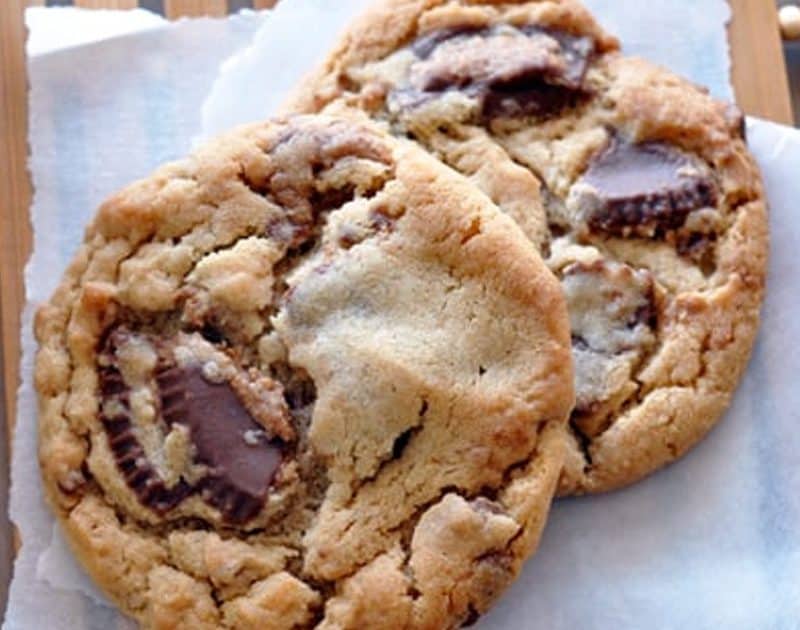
[392,24,595,121]
[569,139,718,239]
[287,0,768,494]
[35,115,573,628]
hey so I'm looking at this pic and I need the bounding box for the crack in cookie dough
[36,115,573,628]
[286,0,768,495]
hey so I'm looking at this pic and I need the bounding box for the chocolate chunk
[98,329,287,523]
[256,121,394,268]
[631,301,657,331]
[242,120,393,256]
[157,363,284,524]
[390,427,416,460]
[401,25,595,120]
[482,79,585,120]
[99,367,127,396]
[573,140,718,238]
[99,362,192,514]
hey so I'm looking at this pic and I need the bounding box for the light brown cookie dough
[285,0,768,494]
[35,115,574,628]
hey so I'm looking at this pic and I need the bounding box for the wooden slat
[729,0,795,125]
[0,0,31,439]
[164,0,227,18]
[0,0,29,596]
[74,0,139,9]
[253,0,277,9]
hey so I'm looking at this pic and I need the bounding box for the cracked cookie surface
[35,115,574,628]
[285,0,768,494]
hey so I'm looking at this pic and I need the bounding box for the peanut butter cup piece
[570,140,718,238]
[400,25,595,119]
[98,328,288,524]
[156,362,284,524]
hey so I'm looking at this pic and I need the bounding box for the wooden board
[0,0,30,439]
[730,0,794,124]
[0,0,796,439]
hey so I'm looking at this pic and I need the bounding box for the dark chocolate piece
[99,363,192,514]
[157,363,284,524]
[98,329,286,523]
[631,301,657,331]
[482,79,585,120]
[578,140,718,237]
[401,25,595,120]
[199,323,225,345]
[390,427,416,460]
[312,185,358,213]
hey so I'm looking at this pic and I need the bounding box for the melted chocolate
[578,140,718,237]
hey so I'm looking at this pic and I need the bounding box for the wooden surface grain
[1,0,31,438]
[0,0,28,606]
[0,0,796,439]
[730,0,794,124]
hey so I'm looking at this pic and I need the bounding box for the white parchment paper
[7,2,799,629]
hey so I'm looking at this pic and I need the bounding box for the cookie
[285,0,768,494]
[35,115,574,628]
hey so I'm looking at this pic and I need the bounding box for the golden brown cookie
[35,114,573,628]
[285,0,768,494]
